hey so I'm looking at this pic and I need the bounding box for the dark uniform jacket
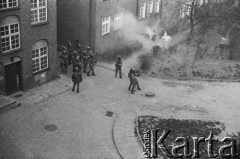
[72,72,82,83]
[115,60,122,68]
[60,54,68,64]
[89,57,97,67]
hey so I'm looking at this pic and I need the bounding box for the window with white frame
[199,0,209,6]
[30,0,47,24]
[102,16,110,36]
[139,3,146,19]
[147,0,154,16]
[32,40,48,73]
[179,2,192,19]
[154,0,161,13]
[0,16,20,53]
[114,12,123,30]
[0,0,18,10]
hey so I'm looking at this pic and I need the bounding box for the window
[0,0,18,10]
[139,3,146,19]
[102,16,110,36]
[154,0,161,13]
[147,0,154,16]
[0,16,20,53]
[199,0,208,6]
[32,40,48,73]
[114,12,123,30]
[30,0,47,24]
[179,2,192,19]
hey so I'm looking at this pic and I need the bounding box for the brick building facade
[0,0,58,95]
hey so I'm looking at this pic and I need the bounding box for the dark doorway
[5,61,22,95]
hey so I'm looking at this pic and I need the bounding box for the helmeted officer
[59,50,68,73]
[128,68,141,94]
[87,53,97,76]
[76,40,83,57]
[115,56,123,78]
[72,67,82,93]
[82,50,89,73]
[73,57,82,73]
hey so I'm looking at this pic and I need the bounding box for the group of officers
[59,40,97,93]
[59,40,141,94]
[115,56,141,94]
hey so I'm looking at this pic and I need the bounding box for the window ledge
[31,21,49,28]
[32,67,50,76]
[1,48,22,55]
[101,32,110,37]
[0,6,20,13]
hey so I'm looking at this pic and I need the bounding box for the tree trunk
[189,0,195,36]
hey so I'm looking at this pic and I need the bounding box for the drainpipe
[89,0,92,46]
[160,0,163,20]
[136,0,139,18]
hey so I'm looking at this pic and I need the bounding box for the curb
[148,74,240,83]
[112,113,124,159]
[96,64,127,78]
[113,113,145,159]
[97,63,240,83]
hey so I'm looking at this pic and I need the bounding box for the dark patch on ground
[106,111,113,117]
[45,124,57,132]
[13,94,23,98]
[137,116,231,159]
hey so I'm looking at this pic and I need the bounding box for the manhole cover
[45,124,57,132]
[106,111,113,117]
[14,94,23,98]
[145,92,156,97]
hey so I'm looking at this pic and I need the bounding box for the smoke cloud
[115,10,174,51]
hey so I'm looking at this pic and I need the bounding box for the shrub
[152,45,161,57]
[100,41,143,62]
[165,24,180,36]
[138,54,153,72]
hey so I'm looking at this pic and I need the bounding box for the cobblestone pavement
[1,63,240,159]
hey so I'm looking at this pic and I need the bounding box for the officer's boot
[120,69,123,78]
[137,82,141,90]
[128,84,131,91]
[84,65,87,73]
[72,84,75,92]
[92,71,96,76]
[131,89,135,94]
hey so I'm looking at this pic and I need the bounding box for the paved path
[1,63,240,159]
[9,75,72,105]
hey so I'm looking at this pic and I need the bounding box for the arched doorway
[4,57,22,95]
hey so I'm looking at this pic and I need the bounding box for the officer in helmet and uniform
[128,68,141,94]
[59,50,68,73]
[82,50,89,73]
[71,67,82,93]
[87,53,97,76]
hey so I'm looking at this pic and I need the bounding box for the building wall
[57,0,138,54]
[57,0,91,49]
[93,0,138,53]
[0,0,57,95]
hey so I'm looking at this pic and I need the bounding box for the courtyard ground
[0,60,240,158]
